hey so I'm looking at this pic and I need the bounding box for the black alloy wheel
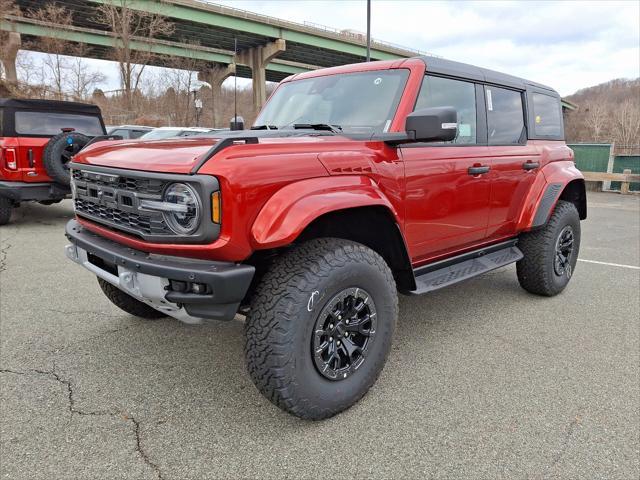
[312,287,377,381]
[553,225,574,277]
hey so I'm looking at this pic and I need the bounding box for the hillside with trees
[564,78,640,152]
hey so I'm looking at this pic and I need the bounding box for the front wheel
[244,238,398,420]
[517,200,581,296]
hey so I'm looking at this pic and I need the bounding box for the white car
[138,127,212,140]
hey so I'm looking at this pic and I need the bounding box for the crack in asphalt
[544,412,583,477]
[0,365,165,480]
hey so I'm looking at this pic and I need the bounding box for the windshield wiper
[292,123,342,133]
[251,124,278,130]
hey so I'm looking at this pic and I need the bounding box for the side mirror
[405,107,457,142]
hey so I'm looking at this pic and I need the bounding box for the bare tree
[15,51,43,86]
[26,4,77,98]
[67,55,106,100]
[613,99,640,147]
[96,1,174,113]
[584,102,608,142]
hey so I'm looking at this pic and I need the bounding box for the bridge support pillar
[236,39,285,111]
[1,32,21,84]
[199,63,236,127]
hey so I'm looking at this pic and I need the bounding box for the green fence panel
[567,144,611,173]
[611,155,640,192]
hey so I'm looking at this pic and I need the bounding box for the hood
[72,129,339,174]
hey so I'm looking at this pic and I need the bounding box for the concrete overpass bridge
[1,0,425,114]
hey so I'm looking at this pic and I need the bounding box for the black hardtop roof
[0,98,102,114]
[417,56,559,96]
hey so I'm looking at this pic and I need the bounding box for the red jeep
[64,57,586,419]
[0,98,108,225]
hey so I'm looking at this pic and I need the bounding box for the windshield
[254,69,409,134]
[14,111,104,136]
[140,129,184,140]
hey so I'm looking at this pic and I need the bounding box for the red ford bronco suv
[0,98,108,225]
[64,56,585,419]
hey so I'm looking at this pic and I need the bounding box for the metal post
[604,141,615,191]
[366,0,371,62]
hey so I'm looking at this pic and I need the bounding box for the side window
[486,86,525,144]
[532,93,562,137]
[414,75,477,144]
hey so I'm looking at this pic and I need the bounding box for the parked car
[138,126,212,140]
[107,125,154,139]
[0,98,108,225]
[64,56,585,419]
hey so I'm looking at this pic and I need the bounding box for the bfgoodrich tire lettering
[244,238,398,420]
[97,278,166,319]
[517,200,581,296]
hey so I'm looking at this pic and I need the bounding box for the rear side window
[486,87,525,144]
[532,93,562,137]
[414,75,477,144]
[15,111,103,136]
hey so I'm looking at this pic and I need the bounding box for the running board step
[410,244,523,295]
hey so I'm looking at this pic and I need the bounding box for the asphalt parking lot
[1,191,638,480]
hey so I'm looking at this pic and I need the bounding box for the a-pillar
[198,63,236,127]
[236,39,285,111]
[1,32,21,84]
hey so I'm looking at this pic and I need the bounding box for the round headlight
[162,183,201,235]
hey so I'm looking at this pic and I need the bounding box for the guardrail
[582,169,640,195]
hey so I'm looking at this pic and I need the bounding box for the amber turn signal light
[211,191,221,223]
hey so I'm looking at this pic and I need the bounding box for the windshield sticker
[383,119,391,132]
[486,89,493,111]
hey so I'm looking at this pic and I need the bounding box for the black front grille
[71,170,165,195]
[75,199,170,236]
[72,168,173,237]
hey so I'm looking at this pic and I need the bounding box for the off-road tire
[517,200,580,296]
[244,238,398,420]
[0,197,12,225]
[43,132,90,185]
[97,278,166,319]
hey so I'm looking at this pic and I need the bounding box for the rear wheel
[244,238,398,420]
[97,278,165,319]
[0,197,13,226]
[517,200,581,296]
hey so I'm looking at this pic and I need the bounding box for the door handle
[523,161,539,170]
[468,165,490,175]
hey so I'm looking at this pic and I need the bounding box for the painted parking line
[578,259,640,270]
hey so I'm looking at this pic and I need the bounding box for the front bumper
[0,181,70,202]
[64,219,254,324]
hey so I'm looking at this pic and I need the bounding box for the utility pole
[366,0,371,62]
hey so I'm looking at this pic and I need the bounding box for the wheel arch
[295,206,416,292]
[559,179,587,220]
[249,176,416,293]
[522,161,586,230]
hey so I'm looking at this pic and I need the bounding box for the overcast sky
[21,0,640,96]
[214,0,640,96]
